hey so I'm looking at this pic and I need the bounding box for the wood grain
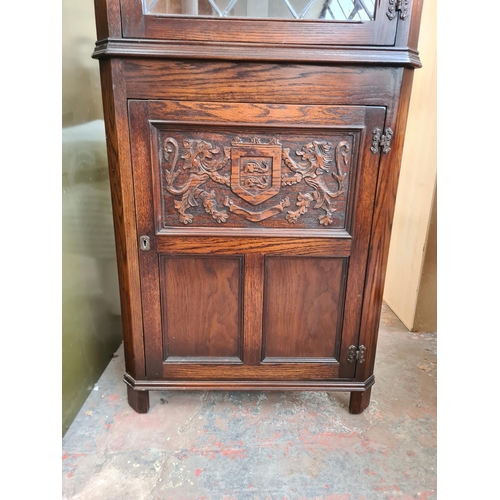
[92,39,421,68]
[93,0,121,40]
[94,0,424,415]
[98,60,145,379]
[153,126,357,230]
[128,100,163,378]
[338,106,386,378]
[356,69,416,382]
[243,254,264,365]
[149,101,367,126]
[262,257,346,360]
[156,236,352,256]
[160,256,243,360]
[119,0,397,45]
[162,363,339,380]
[123,61,401,106]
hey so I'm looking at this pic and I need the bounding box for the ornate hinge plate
[387,0,409,20]
[370,127,393,154]
[347,345,366,364]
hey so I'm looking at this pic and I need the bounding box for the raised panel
[262,256,347,361]
[128,100,386,383]
[160,255,243,361]
[153,126,359,232]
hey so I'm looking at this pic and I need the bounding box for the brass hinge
[387,0,409,20]
[347,345,366,364]
[370,127,393,154]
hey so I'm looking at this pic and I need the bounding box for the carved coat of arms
[162,135,350,227]
[230,137,282,205]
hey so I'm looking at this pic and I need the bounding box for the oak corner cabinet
[93,0,424,415]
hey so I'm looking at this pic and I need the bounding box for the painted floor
[62,303,437,500]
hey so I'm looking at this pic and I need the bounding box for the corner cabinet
[93,0,424,414]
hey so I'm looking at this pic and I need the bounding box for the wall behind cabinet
[383,0,437,332]
[62,0,123,435]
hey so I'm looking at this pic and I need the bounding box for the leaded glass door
[120,0,400,45]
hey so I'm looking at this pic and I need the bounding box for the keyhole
[140,236,149,251]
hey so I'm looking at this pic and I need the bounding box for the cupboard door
[128,100,385,381]
[120,0,398,46]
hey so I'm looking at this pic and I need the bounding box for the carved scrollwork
[223,196,291,222]
[232,137,281,146]
[163,137,230,224]
[162,135,351,227]
[281,141,349,226]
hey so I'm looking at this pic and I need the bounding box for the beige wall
[62,0,123,435]
[383,0,437,331]
[413,187,437,332]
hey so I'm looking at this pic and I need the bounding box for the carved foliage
[282,140,349,226]
[163,137,230,224]
[161,133,353,228]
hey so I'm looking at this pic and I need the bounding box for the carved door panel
[128,100,386,381]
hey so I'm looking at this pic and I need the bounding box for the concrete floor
[62,303,437,499]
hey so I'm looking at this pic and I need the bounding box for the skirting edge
[123,373,375,392]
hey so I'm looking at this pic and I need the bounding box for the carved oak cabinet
[93,0,423,414]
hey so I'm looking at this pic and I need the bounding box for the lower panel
[262,256,347,361]
[160,255,243,361]
[162,363,339,380]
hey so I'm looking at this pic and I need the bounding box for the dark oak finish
[263,257,346,360]
[162,363,339,380]
[125,372,375,392]
[119,0,398,46]
[127,386,149,414]
[349,387,372,414]
[356,68,416,384]
[93,39,421,67]
[99,60,146,380]
[122,61,403,105]
[160,255,243,360]
[93,0,424,415]
[155,237,352,255]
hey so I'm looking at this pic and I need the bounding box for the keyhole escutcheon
[139,235,150,251]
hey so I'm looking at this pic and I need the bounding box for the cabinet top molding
[93,0,424,67]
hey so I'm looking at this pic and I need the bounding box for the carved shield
[230,139,282,205]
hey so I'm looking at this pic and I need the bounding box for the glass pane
[144,0,376,21]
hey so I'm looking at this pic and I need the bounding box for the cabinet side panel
[94,0,122,39]
[263,257,347,360]
[160,255,243,360]
[99,60,145,378]
[357,69,415,381]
